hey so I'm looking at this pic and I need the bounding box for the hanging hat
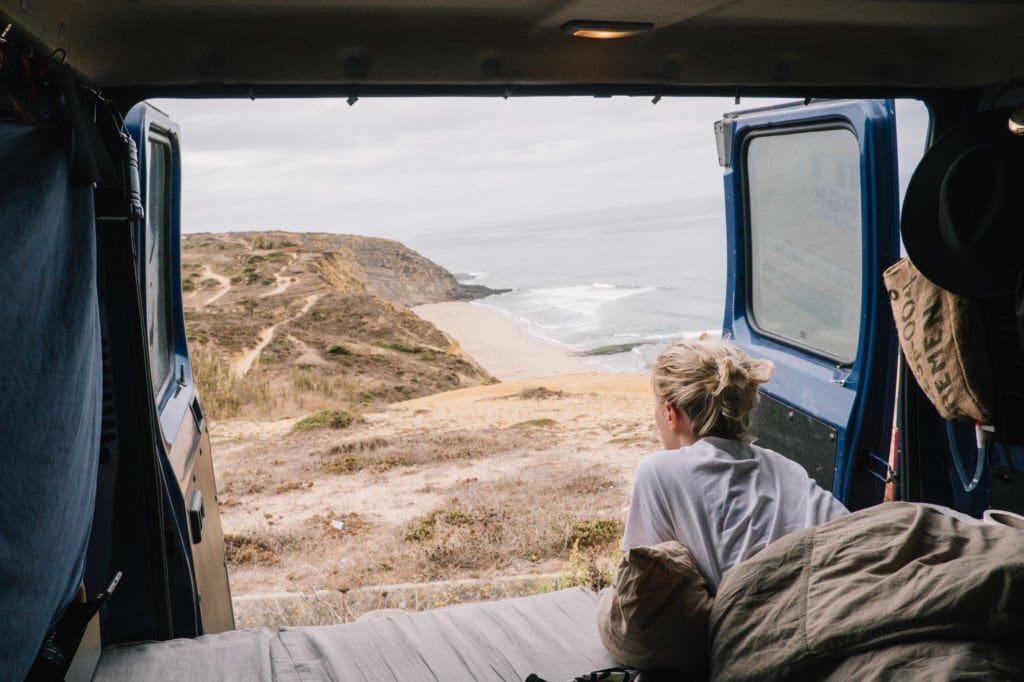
[901,108,1024,299]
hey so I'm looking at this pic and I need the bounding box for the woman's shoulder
[636,441,725,477]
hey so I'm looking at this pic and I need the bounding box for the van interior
[2,2,1024,680]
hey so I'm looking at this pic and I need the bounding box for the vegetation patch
[510,418,559,429]
[274,480,314,494]
[553,542,618,592]
[252,236,296,250]
[608,434,656,446]
[373,340,422,354]
[294,409,356,431]
[566,518,623,550]
[320,454,401,475]
[317,429,549,476]
[389,469,626,580]
[402,513,437,542]
[515,386,571,400]
[223,533,281,566]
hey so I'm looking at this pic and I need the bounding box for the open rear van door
[125,103,234,633]
[716,100,901,509]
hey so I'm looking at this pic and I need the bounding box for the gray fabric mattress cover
[94,587,617,681]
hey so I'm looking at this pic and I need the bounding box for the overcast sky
[151,97,929,240]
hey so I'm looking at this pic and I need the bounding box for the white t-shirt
[622,436,849,590]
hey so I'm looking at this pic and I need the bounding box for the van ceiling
[1,1,1022,93]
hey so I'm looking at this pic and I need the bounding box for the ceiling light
[560,21,653,40]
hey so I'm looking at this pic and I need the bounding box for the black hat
[901,109,1024,299]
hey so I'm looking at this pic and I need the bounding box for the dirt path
[260,254,298,299]
[200,266,232,307]
[231,292,322,376]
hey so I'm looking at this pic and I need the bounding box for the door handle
[188,490,205,544]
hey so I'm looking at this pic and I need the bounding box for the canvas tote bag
[883,257,994,422]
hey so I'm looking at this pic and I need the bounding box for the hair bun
[713,356,744,396]
[653,339,775,441]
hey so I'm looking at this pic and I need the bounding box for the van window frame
[145,128,177,402]
[740,120,864,366]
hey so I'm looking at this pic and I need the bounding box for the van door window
[746,127,862,362]
[146,137,174,394]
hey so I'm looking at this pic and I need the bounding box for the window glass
[747,128,862,361]
[147,138,174,393]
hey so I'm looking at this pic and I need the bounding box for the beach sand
[414,301,592,381]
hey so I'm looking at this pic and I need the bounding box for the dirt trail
[231,292,322,376]
[260,254,298,299]
[200,266,232,307]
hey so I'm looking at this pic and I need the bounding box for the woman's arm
[621,456,676,550]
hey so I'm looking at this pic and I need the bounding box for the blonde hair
[652,338,774,442]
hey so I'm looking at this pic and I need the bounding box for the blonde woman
[622,339,849,590]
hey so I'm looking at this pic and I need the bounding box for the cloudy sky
[151,96,929,240]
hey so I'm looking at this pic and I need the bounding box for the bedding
[596,541,712,677]
[710,502,1024,681]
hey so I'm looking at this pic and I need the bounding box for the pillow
[596,541,713,676]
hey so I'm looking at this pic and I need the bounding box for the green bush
[373,340,421,354]
[294,409,355,432]
[402,513,436,542]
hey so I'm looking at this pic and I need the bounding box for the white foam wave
[518,283,657,317]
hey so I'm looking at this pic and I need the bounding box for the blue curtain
[0,121,102,678]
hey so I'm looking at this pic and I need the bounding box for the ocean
[407,196,726,373]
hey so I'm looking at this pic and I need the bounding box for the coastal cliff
[182,231,500,419]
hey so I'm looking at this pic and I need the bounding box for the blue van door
[126,103,235,633]
[716,100,901,509]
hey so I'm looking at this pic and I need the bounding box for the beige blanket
[710,503,1024,681]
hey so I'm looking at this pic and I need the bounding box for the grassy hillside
[182,231,497,419]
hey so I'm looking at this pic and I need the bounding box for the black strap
[27,572,122,681]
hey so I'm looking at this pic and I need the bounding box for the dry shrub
[510,418,558,429]
[224,533,289,566]
[402,514,436,542]
[401,470,626,581]
[556,541,619,592]
[190,345,270,419]
[318,429,551,476]
[242,481,267,495]
[516,387,571,400]
[321,455,401,475]
[608,434,658,446]
[294,409,356,432]
[274,480,314,494]
[566,518,623,550]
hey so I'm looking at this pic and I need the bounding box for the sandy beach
[414,301,593,381]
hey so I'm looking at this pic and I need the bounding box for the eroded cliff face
[329,234,497,306]
[181,231,499,419]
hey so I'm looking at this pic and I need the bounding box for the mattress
[94,587,616,681]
